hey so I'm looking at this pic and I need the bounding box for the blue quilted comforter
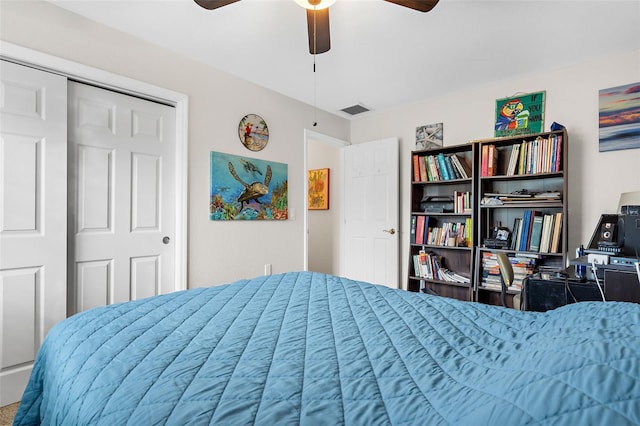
[14,272,640,425]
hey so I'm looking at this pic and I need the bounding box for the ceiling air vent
[340,104,370,116]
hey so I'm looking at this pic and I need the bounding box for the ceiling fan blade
[306,8,331,54]
[194,0,241,10]
[383,0,439,12]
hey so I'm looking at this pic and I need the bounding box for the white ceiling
[47,0,640,119]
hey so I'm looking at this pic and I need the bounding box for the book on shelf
[425,156,437,181]
[449,154,471,179]
[528,214,544,252]
[436,153,451,180]
[480,251,537,290]
[481,145,489,176]
[518,210,531,251]
[481,144,498,177]
[550,212,563,253]
[444,155,459,180]
[422,157,438,182]
[487,144,498,176]
[419,155,428,182]
[465,217,473,247]
[410,215,417,245]
[412,155,421,181]
[506,143,521,176]
[538,214,554,253]
[510,217,522,250]
[416,215,426,245]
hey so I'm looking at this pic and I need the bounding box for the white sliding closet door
[1,63,181,404]
[0,60,68,405]
[67,82,177,314]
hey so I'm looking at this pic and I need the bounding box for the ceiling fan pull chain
[312,7,318,126]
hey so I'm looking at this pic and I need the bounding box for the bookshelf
[408,143,476,301]
[473,129,568,307]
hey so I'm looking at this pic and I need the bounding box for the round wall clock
[238,114,269,151]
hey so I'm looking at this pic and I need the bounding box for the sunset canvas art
[599,82,640,152]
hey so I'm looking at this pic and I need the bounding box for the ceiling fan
[194,0,439,54]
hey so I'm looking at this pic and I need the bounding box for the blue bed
[13,272,640,425]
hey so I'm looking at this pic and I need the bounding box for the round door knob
[383,228,396,235]
[162,236,171,244]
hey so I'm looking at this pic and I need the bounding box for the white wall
[350,49,640,289]
[2,1,638,290]
[307,139,341,274]
[0,0,350,287]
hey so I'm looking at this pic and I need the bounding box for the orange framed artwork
[308,168,330,210]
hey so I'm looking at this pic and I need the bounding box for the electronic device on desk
[584,214,623,255]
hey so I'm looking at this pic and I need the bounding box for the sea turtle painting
[210,151,287,221]
[228,161,272,208]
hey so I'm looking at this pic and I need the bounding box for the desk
[570,256,640,303]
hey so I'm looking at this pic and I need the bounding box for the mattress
[14,272,640,425]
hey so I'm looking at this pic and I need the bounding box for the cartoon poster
[210,151,288,220]
[494,91,545,137]
[599,82,640,152]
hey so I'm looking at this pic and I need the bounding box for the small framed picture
[308,168,330,210]
[416,123,443,150]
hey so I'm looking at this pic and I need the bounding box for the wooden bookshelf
[408,143,476,301]
[473,129,568,308]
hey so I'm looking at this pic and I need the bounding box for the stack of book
[480,252,538,290]
[484,191,562,204]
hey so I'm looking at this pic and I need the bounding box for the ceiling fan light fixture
[294,0,335,10]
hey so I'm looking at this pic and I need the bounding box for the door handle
[383,228,396,235]
[162,236,171,244]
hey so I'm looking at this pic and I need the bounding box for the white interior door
[342,138,399,288]
[68,82,176,314]
[0,60,68,405]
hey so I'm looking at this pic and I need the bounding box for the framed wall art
[415,123,443,150]
[308,168,330,210]
[210,151,288,220]
[494,91,545,137]
[599,82,640,152]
